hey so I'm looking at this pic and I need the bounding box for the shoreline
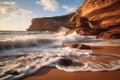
[25,68,120,80]
[24,46,120,80]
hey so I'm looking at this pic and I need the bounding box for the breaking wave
[0,48,120,80]
[0,31,120,51]
[0,31,120,80]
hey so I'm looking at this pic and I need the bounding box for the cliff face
[69,0,120,39]
[27,13,74,31]
[27,0,120,39]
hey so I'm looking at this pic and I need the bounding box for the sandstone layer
[69,0,120,39]
[27,0,120,39]
[27,13,74,31]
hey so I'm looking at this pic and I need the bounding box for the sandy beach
[24,46,120,80]
[0,0,120,80]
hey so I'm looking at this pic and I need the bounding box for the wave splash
[0,33,56,51]
[0,48,120,80]
[0,31,120,51]
[0,31,120,80]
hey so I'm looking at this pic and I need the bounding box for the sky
[0,0,84,31]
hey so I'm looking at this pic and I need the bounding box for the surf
[0,31,120,80]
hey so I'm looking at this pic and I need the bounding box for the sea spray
[0,31,120,80]
[0,48,120,80]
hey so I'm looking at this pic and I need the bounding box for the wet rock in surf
[58,58,73,66]
[4,70,20,75]
[63,43,91,50]
[56,53,120,72]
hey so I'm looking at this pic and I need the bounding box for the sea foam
[0,48,120,80]
[0,31,120,80]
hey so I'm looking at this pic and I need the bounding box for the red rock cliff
[27,13,74,31]
[69,0,120,39]
[27,0,120,39]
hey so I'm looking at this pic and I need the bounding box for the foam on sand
[0,48,120,80]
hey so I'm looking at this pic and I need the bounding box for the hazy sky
[0,0,84,31]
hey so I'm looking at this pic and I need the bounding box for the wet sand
[24,46,120,80]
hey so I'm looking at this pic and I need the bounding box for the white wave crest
[0,48,120,80]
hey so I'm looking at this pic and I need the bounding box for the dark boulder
[58,58,73,66]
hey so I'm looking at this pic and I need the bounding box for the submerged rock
[4,70,20,75]
[63,43,91,50]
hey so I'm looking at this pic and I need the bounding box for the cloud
[0,1,16,14]
[36,0,59,12]
[10,8,35,18]
[62,5,76,12]
[0,1,36,31]
[0,1,35,18]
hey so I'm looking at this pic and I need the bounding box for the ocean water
[0,31,120,80]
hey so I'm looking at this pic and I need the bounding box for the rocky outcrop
[97,28,120,39]
[68,0,120,39]
[27,0,120,39]
[27,13,74,31]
